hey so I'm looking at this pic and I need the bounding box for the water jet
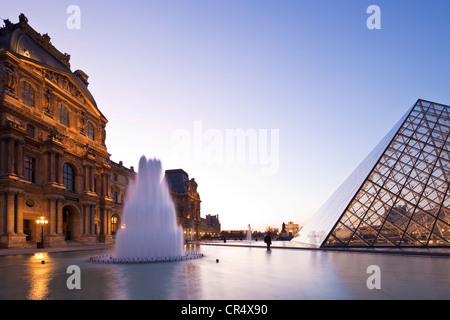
[91,156,202,264]
[246,224,252,242]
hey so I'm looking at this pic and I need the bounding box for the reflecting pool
[1,244,450,300]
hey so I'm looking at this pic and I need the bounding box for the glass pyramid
[294,99,450,247]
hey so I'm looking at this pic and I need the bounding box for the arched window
[87,121,95,140]
[59,104,69,127]
[21,81,34,108]
[63,163,75,191]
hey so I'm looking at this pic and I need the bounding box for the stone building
[284,221,300,237]
[199,214,221,238]
[0,14,134,248]
[165,169,201,240]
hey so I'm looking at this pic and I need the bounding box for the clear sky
[3,0,450,231]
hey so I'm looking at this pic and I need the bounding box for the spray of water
[246,224,252,242]
[114,156,184,259]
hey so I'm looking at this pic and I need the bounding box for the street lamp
[36,216,48,248]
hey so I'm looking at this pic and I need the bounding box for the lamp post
[36,216,48,248]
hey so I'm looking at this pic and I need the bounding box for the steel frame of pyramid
[294,99,450,247]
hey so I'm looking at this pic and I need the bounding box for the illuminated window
[111,216,118,235]
[59,104,69,127]
[87,121,95,140]
[24,156,35,183]
[21,81,34,108]
[63,163,75,191]
[26,124,35,138]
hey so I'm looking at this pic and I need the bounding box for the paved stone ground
[2,239,450,259]
[0,243,114,256]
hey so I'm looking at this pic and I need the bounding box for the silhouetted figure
[264,233,272,251]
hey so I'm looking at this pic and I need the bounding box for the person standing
[264,233,272,251]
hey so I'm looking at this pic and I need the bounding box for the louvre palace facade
[0,14,135,248]
[165,169,202,241]
[0,14,208,248]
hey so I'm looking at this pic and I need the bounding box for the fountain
[90,156,202,264]
[246,224,252,242]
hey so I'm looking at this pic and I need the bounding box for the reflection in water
[26,253,54,300]
[178,262,201,300]
[100,265,130,300]
[1,246,449,300]
[98,246,204,300]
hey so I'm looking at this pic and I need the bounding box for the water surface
[1,245,449,300]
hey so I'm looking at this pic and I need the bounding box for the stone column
[106,175,110,197]
[84,205,89,235]
[48,198,56,234]
[104,209,108,236]
[7,138,15,174]
[83,166,88,192]
[85,206,90,235]
[15,192,24,234]
[81,205,85,235]
[56,198,63,235]
[0,138,6,175]
[42,152,49,183]
[90,167,95,193]
[15,140,23,177]
[0,192,4,234]
[102,173,106,197]
[107,209,111,236]
[55,153,62,185]
[5,191,15,234]
[49,152,56,183]
[90,205,95,235]
[100,208,106,239]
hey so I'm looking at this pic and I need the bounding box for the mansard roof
[0,14,104,119]
[165,169,190,194]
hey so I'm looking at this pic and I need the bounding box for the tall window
[111,216,118,235]
[63,163,75,191]
[21,81,34,108]
[26,124,35,138]
[59,104,69,127]
[112,190,118,203]
[87,121,95,140]
[24,156,35,183]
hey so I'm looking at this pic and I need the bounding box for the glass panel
[429,219,450,246]
[347,231,370,247]
[332,222,353,245]
[438,193,450,224]
[402,219,431,246]
[350,220,380,246]
[341,211,361,232]
[323,233,346,247]
[376,219,404,246]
